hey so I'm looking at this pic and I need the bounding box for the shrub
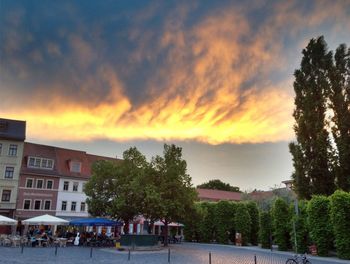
[272,198,291,251]
[234,203,251,245]
[246,201,259,245]
[307,195,332,256]
[215,201,237,244]
[330,190,350,259]
[198,202,217,242]
[259,210,272,249]
[183,202,206,242]
[290,200,309,253]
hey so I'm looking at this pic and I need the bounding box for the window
[23,199,31,210]
[1,190,11,202]
[82,183,86,192]
[36,179,44,189]
[71,201,76,211]
[70,161,81,173]
[34,200,41,210]
[4,167,14,179]
[46,180,53,189]
[26,178,33,188]
[80,202,86,212]
[8,144,17,156]
[73,182,79,192]
[63,181,69,191]
[61,201,67,211]
[0,143,2,155]
[44,200,51,210]
[27,156,54,170]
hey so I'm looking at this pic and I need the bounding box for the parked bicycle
[285,253,311,264]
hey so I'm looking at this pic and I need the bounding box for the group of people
[27,227,53,247]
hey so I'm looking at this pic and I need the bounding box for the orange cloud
[1,6,295,145]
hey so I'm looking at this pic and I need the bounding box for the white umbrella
[0,215,17,225]
[154,221,184,227]
[23,214,69,225]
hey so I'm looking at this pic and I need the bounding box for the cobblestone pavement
[0,243,349,264]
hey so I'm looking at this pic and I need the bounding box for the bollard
[21,243,24,254]
[90,247,93,258]
[209,252,211,264]
[55,244,58,256]
[254,254,257,264]
[168,248,170,263]
[128,248,131,261]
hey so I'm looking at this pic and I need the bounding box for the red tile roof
[196,188,242,202]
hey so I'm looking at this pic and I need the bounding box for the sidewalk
[235,245,350,264]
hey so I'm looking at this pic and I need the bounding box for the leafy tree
[198,202,217,243]
[234,203,251,245]
[246,201,259,245]
[307,195,333,256]
[328,45,350,191]
[183,202,206,242]
[259,210,272,249]
[290,36,335,199]
[146,144,197,246]
[215,201,237,244]
[272,198,291,251]
[197,179,240,192]
[330,190,350,259]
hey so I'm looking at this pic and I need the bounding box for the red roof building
[196,188,242,202]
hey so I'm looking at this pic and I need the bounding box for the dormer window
[70,161,81,173]
[27,156,54,170]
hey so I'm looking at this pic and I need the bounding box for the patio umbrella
[69,218,122,226]
[23,214,69,225]
[0,215,17,225]
[154,221,184,227]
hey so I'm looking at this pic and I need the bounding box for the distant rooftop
[197,188,242,202]
[0,118,26,141]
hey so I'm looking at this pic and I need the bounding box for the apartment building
[0,118,26,218]
[16,142,60,220]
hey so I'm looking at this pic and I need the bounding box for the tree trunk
[164,221,169,247]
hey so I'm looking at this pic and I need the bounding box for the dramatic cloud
[0,0,349,144]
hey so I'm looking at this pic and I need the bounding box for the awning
[69,218,123,226]
[0,215,17,225]
[23,214,69,225]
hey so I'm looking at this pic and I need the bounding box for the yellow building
[0,118,26,218]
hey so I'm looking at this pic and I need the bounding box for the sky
[1,0,349,191]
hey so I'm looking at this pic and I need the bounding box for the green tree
[307,195,333,256]
[183,202,206,242]
[146,144,197,246]
[85,160,119,217]
[197,179,240,192]
[246,201,259,246]
[272,198,291,251]
[290,36,335,199]
[198,202,217,243]
[330,190,350,259]
[329,44,350,191]
[259,210,272,249]
[234,203,251,245]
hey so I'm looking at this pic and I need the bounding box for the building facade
[0,118,26,218]
[16,143,59,220]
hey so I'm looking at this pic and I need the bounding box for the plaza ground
[0,242,349,264]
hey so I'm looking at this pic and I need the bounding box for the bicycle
[285,253,311,264]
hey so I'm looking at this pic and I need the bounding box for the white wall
[56,178,89,218]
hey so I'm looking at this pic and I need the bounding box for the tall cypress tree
[290,36,335,199]
[328,44,350,191]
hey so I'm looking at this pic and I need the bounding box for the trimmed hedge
[215,201,237,244]
[307,195,332,256]
[330,190,350,259]
[234,203,251,245]
[272,198,291,251]
[246,201,259,245]
[259,210,272,249]
[290,200,309,253]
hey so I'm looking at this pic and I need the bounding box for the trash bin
[115,242,120,248]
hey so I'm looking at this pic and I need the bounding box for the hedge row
[183,190,350,259]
